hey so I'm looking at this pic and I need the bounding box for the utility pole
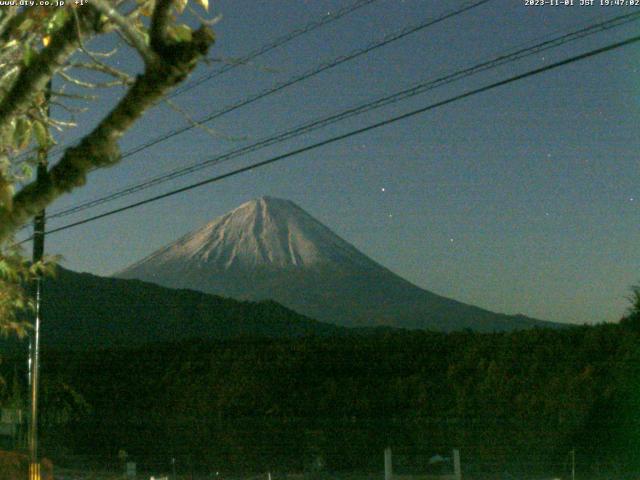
[28,80,51,480]
[571,448,576,480]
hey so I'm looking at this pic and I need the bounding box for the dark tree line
[0,310,630,479]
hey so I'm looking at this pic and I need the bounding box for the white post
[384,447,393,480]
[452,449,461,480]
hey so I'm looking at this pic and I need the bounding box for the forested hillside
[12,315,638,479]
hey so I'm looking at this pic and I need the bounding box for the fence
[384,448,461,480]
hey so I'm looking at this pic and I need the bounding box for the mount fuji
[116,197,559,332]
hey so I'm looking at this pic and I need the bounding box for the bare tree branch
[187,5,222,27]
[0,6,215,243]
[0,8,102,132]
[91,0,156,64]
[51,100,88,115]
[69,61,132,84]
[0,7,29,42]
[58,70,131,89]
[51,90,98,102]
[163,98,239,141]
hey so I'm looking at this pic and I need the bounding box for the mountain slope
[122,196,376,272]
[116,197,561,332]
[27,266,345,350]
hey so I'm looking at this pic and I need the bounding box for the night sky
[29,0,640,325]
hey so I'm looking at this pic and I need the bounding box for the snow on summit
[117,196,558,332]
[123,196,374,272]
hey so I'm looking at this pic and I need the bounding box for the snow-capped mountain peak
[117,196,557,332]
[124,196,373,272]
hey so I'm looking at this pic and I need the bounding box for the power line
[167,0,381,99]
[97,0,494,161]
[45,9,640,221]
[29,32,640,241]
[18,0,380,163]
[36,0,495,222]
[39,0,492,220]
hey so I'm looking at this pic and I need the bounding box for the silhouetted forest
[1,309,633,479]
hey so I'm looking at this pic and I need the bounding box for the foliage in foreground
[0,0,214,335]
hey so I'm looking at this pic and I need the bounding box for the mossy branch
[0,2,214,243]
